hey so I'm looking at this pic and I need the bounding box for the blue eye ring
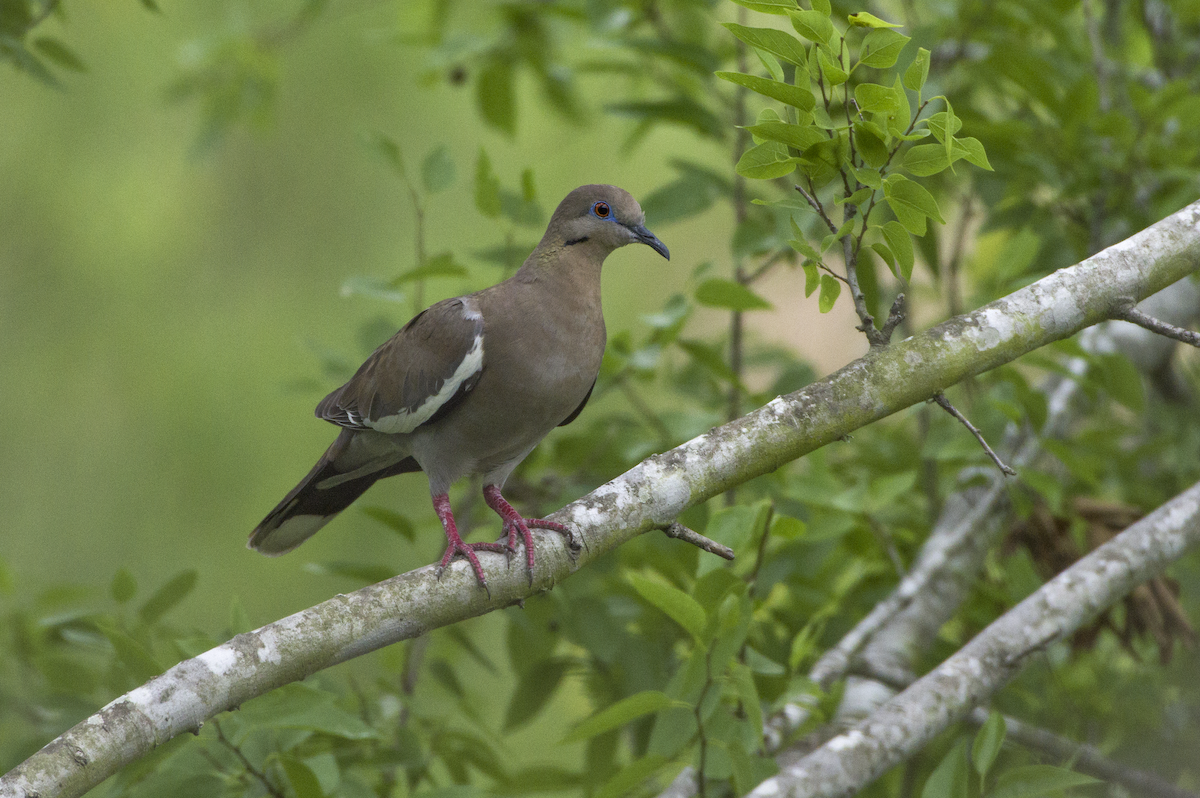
[592,201,611,218]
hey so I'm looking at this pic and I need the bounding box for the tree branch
[1119,305,1200,347]
[931,391,1017,475]
[966,708,1200,798]
[4,201,1200,798]
[766,275,1200,753]
[749,479,1200,798]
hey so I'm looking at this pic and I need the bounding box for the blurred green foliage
[3,0,1200,796]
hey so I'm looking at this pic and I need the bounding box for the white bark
[3,203,1199,798]
[762,275,1200,752]
[748,479,1200,798]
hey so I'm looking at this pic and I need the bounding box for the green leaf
[723,23,808,67]
[854,122,888,168]
[954,136,993,170]
[678,338,740,383]
[789,9,834,44]
[735,141,796,180]
[339,275,405,303]
[926,110,963,142]
[729,662,763,741]
[393,252,469,283]
[921,740,970,798]
[972,711,1007,781]
[817,48,847,85]
[230,595,252,634]
[744,121,822,150]
[854,82,898,113]
[111,568,137,604]
[837,187,872,205]
[852,165,882,189]
[943,99,957,170]
[810,0,831,14]
[847,11,901,27]
[728,0,798,14]
[641,167,728,224]
[788,217,822,259]
[361,507,415,541]
[857,28,909,69]
[990,766,1101,798]
[628,572,707,642]
[881,221,914,280]
[872,242,896,274]
[904,47,930,91]
[477,59,515,135]
[595,755,670,798]
[366,132,406,178]
[240,683,377,740]
[1092,352,1144,411]
[475,149,502,217]
[562,691,677,743]
[745,645,787,675]
[280,757,325,798]
[817,274,840,312]
[801,261,820,296]
[883,175,944,235]
[95,621,162,682]
[303,561,396,584]
[903,143,952,176]
[421,145,455,194]
[606,99,723,138]
[138,570,198,626]
[518,169,536,203]
[716,71,816,111]
[904,138,992,175]
[33,38,87,72]
[505,658,572,731]
[755,47,785,82]
[788,622,822,669]
[695,278,773,311]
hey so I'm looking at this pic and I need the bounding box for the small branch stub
[1119,306,1200,348]
[661,522,735,560]
[931,392,1017,476]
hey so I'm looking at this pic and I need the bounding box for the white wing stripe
[366,328,484,434]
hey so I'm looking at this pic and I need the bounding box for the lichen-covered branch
[748,479,1200,798]
[764,273,1200,753]
[965,708,1200,798]
[3,202,1200,798]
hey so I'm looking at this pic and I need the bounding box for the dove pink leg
[432,493,507,589]
[482,485,572,576]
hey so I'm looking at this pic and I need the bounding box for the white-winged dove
[250,184,669,587]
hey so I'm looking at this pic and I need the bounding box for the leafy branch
[719,0,991,345]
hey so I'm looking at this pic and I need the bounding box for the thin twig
[867,518,906,578]
[745,248,794,284]
[946,195,975,318]
[660,523,735,560]
[695,646,716,798]
[880,294,907,342]
[796,184,839,234]
[1119,306,1200,347]
[931,392,1017,476]
[397,634,430,727]
[212,719,286,798]
[965,708,1200,798]
[842,228,884,347]
[617,374,674,448]
[747,505,775,593]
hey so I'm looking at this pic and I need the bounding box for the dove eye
[593,201,611,218]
